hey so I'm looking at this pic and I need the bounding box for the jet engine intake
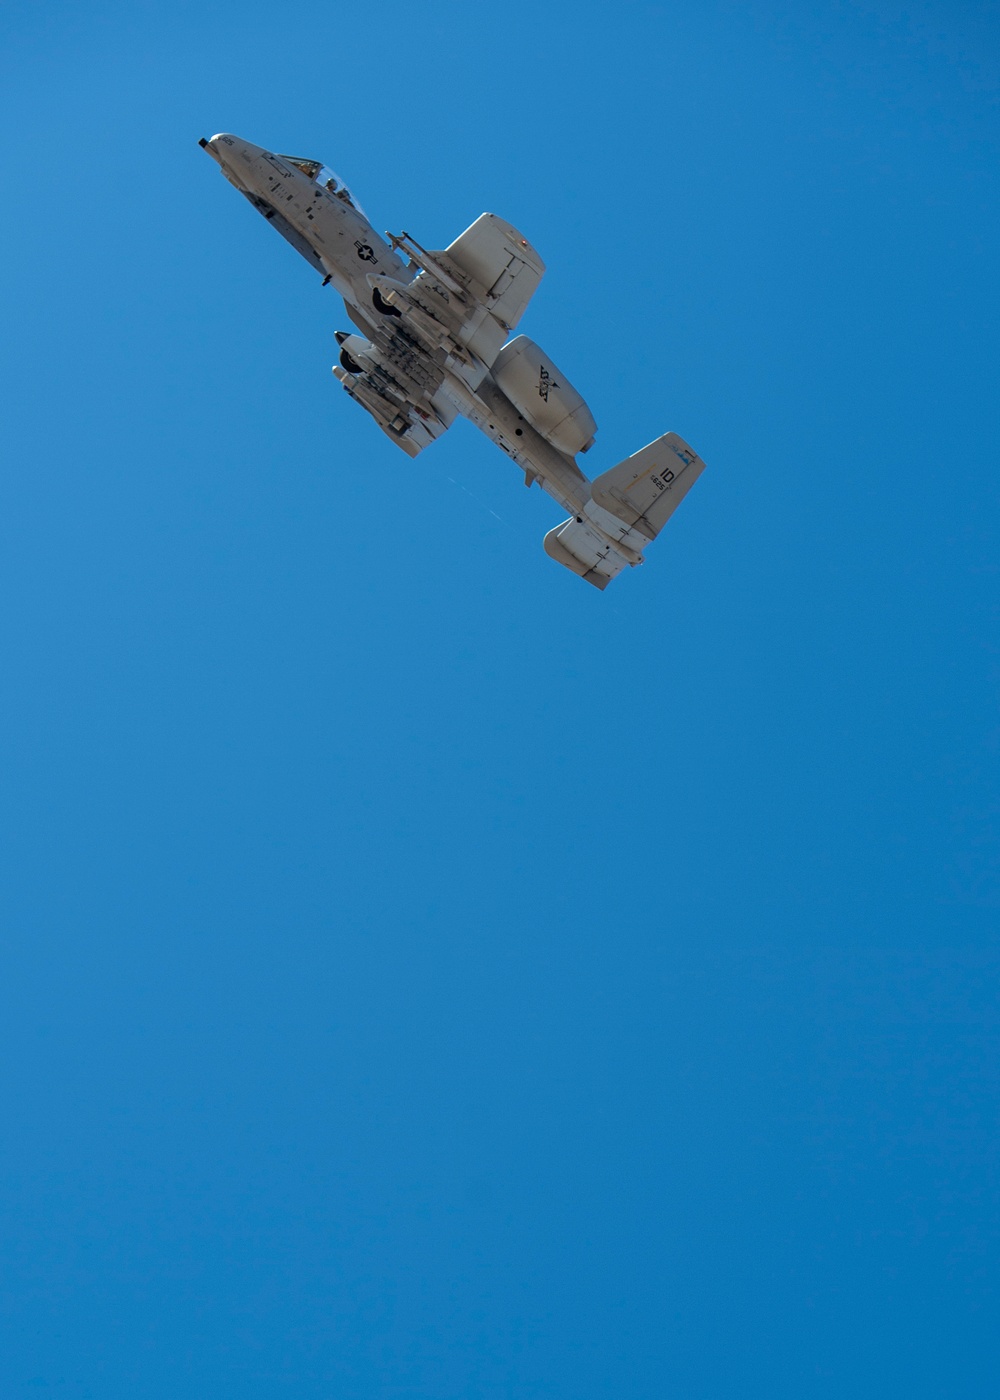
[372,286,402,317]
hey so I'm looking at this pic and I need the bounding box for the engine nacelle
[490,335,597,457]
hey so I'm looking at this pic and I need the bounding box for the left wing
[438,213,545,335]
[383,215,545,368]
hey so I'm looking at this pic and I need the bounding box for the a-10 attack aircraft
[200,133,707,589]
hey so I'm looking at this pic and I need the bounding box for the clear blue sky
[1,2,998,1396]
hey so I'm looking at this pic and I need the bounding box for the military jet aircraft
[200,133,706,589]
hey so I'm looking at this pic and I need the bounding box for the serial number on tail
[650,467,676,493]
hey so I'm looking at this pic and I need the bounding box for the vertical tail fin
[590,432,707,540]
[543,432,707,589]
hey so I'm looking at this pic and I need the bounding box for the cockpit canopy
[277,155,365,213]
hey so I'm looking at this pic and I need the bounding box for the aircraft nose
[199,133,230,163]
[199,132,269,195]
[203,132,238,160]
[200,133,256,167]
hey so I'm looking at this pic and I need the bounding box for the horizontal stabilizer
[590,432,706,542]
[542,432,707,589]
[543,518,627,590]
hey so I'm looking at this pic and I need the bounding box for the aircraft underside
[200,133,707,589]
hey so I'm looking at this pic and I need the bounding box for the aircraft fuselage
[201,134,410,309]
[200,132,707,589]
